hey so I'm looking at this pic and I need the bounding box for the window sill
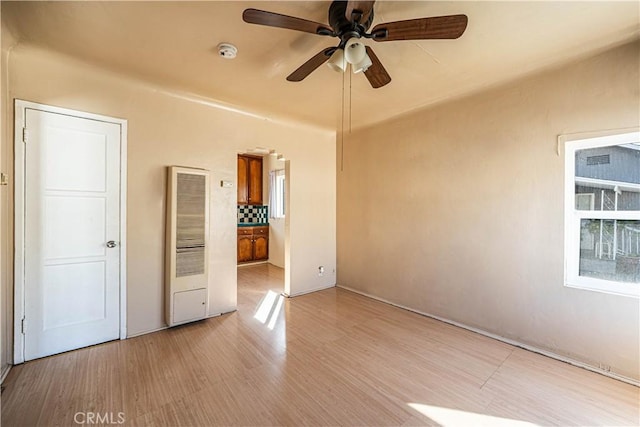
[564,279,639,298]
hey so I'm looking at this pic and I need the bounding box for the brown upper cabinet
[237,155,263,205]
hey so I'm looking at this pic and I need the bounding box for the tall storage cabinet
[165,166,210,327]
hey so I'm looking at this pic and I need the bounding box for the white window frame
[270,169,286,219]
[564,130,640,298]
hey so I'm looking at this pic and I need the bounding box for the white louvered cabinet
[165,166,210,327]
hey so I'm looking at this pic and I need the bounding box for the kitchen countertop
[237,223,268,227]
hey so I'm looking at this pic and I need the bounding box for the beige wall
[337,41,640,381]
[0,10,16,376]
[0,42,336,354]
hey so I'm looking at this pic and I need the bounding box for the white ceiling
[2,1,639,130]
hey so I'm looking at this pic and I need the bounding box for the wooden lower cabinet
[237,233,254,263]
[253,235,268,260]
[237,226,269,264]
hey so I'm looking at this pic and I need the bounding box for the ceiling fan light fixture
[344,37,366,65]
[327,48,346,72]
[351,52,372,74]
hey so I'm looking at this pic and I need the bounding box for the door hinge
[22,127,28,143]
[21,317,26,334]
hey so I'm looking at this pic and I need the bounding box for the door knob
[106,241,117,248]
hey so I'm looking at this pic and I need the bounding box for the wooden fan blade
[287,48,334,82]
[371,15,468,41]
[243,8,333,36]
[345,1,375,24]
[363,46,391,89]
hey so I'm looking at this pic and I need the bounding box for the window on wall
[564,131,640,297]
[269,169,285,219]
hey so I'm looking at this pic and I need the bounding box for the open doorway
[236,148,289,319]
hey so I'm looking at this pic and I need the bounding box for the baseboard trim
[126,326,169,338]
[237,261,268,267]
[126,311,232,339]
[337,285,639,387]
[285,283,335,298]
[0,364,11,384]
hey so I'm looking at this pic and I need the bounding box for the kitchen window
[269,169,285,219]
[564,130,640,297]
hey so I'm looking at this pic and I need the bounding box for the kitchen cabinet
[237,231,254,263]
[237,156,248,205]
[237,155,263,205]
[253,228,269,261]
[237,226,269,263]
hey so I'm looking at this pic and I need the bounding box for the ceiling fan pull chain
[349,70,353,134]
[340,63,346,172]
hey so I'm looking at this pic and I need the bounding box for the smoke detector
[217,43,237,59]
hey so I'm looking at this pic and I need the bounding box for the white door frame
[13,100,128,364]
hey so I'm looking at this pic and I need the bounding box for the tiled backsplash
[238,205,268,224]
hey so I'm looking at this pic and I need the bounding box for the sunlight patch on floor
[267,293,284,330]
[408,403,540,427]
[254,290,284,330]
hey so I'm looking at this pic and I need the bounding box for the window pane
[575,144,640,211]
[579,219,640,283]
[574,186,640,211]
[279,175,285,217]
[272,170,285,218]
[619,189,640,210]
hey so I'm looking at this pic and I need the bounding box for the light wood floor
[1,264,638,426]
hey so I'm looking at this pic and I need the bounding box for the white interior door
[22,108,121,361]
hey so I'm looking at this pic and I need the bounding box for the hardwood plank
[2,263,638,426]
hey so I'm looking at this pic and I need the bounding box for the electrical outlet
[318,266,324,276]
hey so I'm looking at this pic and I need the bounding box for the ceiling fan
[242,1,468,89]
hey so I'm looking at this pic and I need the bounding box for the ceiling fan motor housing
[328,1,374,41]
